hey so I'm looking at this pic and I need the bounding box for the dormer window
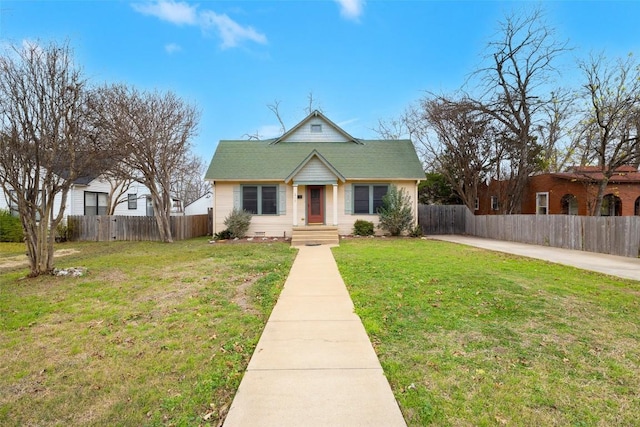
[310,124,322,133]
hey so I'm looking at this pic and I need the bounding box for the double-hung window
[242,185,277,215]
[491,196,499,211]
[128,194,137,210]
[85,191,108,215]
[536,192,549,215]
[353,184,388,214]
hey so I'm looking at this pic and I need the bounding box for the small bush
[55,222,73,242]
[214,229,233,240]
[378,185,414,236]
[353,219,375,236]
[409,224,423,237]
[223,208,252,238]
[0,209,24,242]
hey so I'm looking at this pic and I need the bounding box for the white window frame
[491,196,499,211]
[127,193,138,210]
[474,198,479,211]
[310,124,322,133]
[536,192,549,215]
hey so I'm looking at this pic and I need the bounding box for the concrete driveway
[430,235,640,282]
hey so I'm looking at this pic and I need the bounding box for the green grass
[3,237,639,426]
[333,239,640,426]
[0,238,296,426]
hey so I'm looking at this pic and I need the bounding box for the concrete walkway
[430,235,640,282]
[223,245,406,427]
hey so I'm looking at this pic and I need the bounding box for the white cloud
[164,42,182,53]
[132,1,267,49]
[200,11,267,49]
[335,0,365,21]
[132,0,197,25]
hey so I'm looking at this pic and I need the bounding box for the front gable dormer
[285,150,346,184]
[272,110,362,144]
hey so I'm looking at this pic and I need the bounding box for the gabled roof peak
[271,110,362,145]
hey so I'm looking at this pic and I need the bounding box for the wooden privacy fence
[419,204,640,258]
[68,214,210,242]
[418,205,469,235]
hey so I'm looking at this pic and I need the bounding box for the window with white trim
[128,194,137,210]
[242,185,277,215]
[353,184,388,214]
[310,124,322,133]
[491,196,499,211]
[84,191,108,215]
[474,198,479,211]
[536,192,549,215]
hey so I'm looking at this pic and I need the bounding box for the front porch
[290,225,339,247]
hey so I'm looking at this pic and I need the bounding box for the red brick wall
[477,175,640,215]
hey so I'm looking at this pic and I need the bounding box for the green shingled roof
[205,139,425,181]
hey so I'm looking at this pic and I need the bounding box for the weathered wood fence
[68,214,210,242]
[419,204,640,258]
[418,204,468,235]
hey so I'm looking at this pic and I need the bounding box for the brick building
[477,166,640,216]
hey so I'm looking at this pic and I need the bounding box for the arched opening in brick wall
[635,197,640,216]
[561,194,578,215]
[601,194,622,216]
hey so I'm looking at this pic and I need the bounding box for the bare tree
[96,85,199,242]
[374,116,411,140]
[535,89,576,172]
[267,99,286,135]
[577,53,640,215]
[171,154,211,207]
[411,95,500,210]
[0,41,105,276]
[475,7,569,213]
[304,92,323,115]
[101,163,140,215]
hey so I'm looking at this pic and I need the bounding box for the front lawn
[333,239,640,426]
[0,239,296,426]
[3,237,638,426]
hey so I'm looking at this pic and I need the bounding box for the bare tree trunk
[591,178,610,216]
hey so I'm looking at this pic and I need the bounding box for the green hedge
[0,209,24,242]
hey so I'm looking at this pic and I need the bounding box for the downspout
[415,179,421,227]
[210,181,216,236]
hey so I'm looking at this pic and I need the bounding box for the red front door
[307,186,324,224]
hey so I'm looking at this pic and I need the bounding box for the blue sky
[1,1,639,162]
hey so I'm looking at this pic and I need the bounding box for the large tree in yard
[475,7,569,213]
[0,41,106,276]
[411,95,499,211]
[577,53,640,215]
[96,85,199,242]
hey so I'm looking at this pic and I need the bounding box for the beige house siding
[212,182,295,238]
[212,180,419,237]
[284,117,350,143]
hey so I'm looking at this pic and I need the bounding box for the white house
[184,192,212,216]
[0,175,169,219]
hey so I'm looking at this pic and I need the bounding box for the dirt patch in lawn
[232,274,263,315]
[0,249,80,269]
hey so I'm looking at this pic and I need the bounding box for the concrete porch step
[291,226,339,247]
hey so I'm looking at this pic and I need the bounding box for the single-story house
[476,165,640,216]
[204,110,425,245]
